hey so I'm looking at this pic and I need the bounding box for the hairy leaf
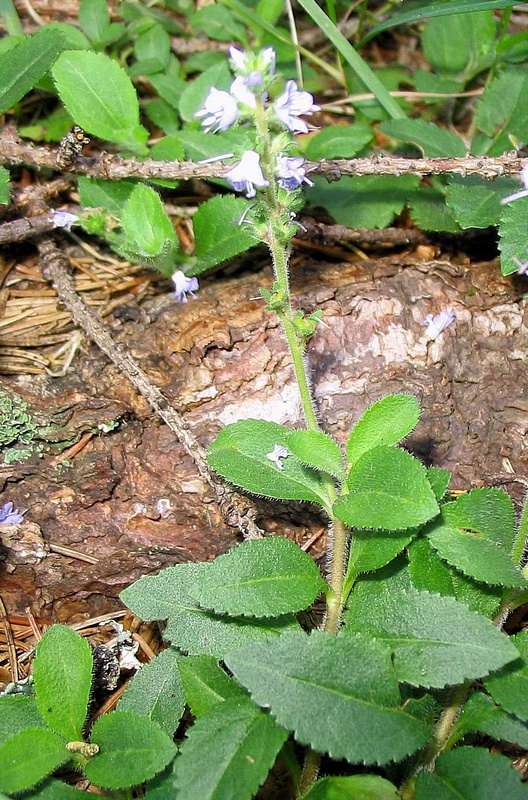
[421,10,496,76]
[121,183,177,258]
[173,697,287,800]
[498,198,528,275]
[78,176,137,214]
[178,655,248,717]
[0,728,70,794]
[380,119,466,157]
[335,446,439,530]
[0,27,64,115]
[304,123,373,159]
[190,536,326,618]
[117,648,185,736]
[348,527,417,575]
[345,585,518,687]
[85,711,176,788]
[452,692,528,750]
[485,630,528,720]
[226,630,431,765]
[301,774,400,800]
[33,625,93,741]
[0,696,45,745]
[287,429,346,481]
[446,175,517,228]
[192,195,256,274]
[346,394,421,465]
[476,66,528,154]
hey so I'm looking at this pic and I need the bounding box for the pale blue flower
[225,150,269,198]
[276,155,314,191]
[423,309,455,340]
[196,88,239,133]
[501,165,528,204]
[0,502,25,524]
[513,257,528,275]
[229,46,275,79]
[230,76,257,108]
[266,444,289,470]
[274,80,320,134]
[52,210,78,231]
[172,271,199,302]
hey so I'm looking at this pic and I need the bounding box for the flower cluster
[195,47,319,198]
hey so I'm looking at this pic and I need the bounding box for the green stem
[0,0,24,35]
[298,749,321,798]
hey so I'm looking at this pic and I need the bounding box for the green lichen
[0,391,50,462]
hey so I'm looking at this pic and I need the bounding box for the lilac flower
[225,150,269,198]
[228,46,250,72]
[0,502,25,524]
[230,76,257,108]
[276,155,314,191]
[172,271,199,303]
[423,309,456,341]
[266,444,289,470]
[196,88,239,133]
[228,46,275,79]
[513,257,528,276]
[274,80,320,134]
[501,164,528,204]
[52,210,78,231]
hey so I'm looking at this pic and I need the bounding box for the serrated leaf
[121,183,177,258]
[407,187,461,233]
[225,630,431,766]
[16,777,89,800]
[85,711,176,788]
[190,536,326,618]
[446,175,517,228]
[498,198,528,275]
[485,630,528,721]
[344,585,518,688]
[0,728,70,794]
[0,696,45,745]
[380,119,466,157]
[0,27,64,115]
[301,774,400,800]
[452,692,528,750]
[414,746,528,800]
[0,166,10,205]
[78,176,137,213]
[52,50,149,153]
[78,0,111,44]
[207,419,332,512]
[192,195,256,274]
[346,394,421,465]
[117,648,185,735]
[348,527,417,575]
[120,562,300,658]
[335,446,439,531]
[178,655,248,717]
[286,429,345,481]
[173,697,287,800]
[421,10,496,76]
[304,123,373,160]
[427,467,451,501]
[306,175,420,229]
[33,625,93,741]
[425,490,524,587]
[476,66,528,153]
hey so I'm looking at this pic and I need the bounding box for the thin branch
[0,128,525,182]
[0,212,57,243]
[37,237,264,541]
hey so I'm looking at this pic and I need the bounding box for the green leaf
[121,183,177,259]
[301,774,400,800]
[446,175,517,228]
[173,697,288,800]
[304,124,373,160]
[225,630,431,765]
[346,394,421,465]
[407,186,461,233]
[348,527,417,575]
[421,10,496,76]
[207,419,333,512]
[335,446,439,531]
[344,585,519,688]
[452,692,528,749]
[52,50,149,153]
[149,56,186,111]
[0,696,46,745]
[133,22,170,74]
[78,0,110,45]
[485,630,528,720]
[78,176,137,214]
[286,430,346,481]
[190,536,326,618]
[15,777,90,800]
[192,195,256,274]
[425,490,525,587]
[120,562,300,658]
[178,655,248,717]
[427,467,452,501]
[149,135,185,162]
[0,166,10,204]
[176,128,252,162]
[85,711,176,788]
[476,66,528,154]
[179,60,232,123]
[307,175,420,229]
[414,746,528,800]
[498,198,528,275]
[117,648,185,736]
[0,728,70,794]
[379,120,466,157]
[33,624,93,741]
[191,5,246,43]
[0,27,64,114]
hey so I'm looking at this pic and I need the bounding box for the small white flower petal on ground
[266,444,290,470]
[230,76,257,108]
[276,155,314,191]
[225,150,269,198]
[423,309,455,341]
[172,271,199,303]
[196,87,239,133]
[274,80,321,134]
[52,210,78,231]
